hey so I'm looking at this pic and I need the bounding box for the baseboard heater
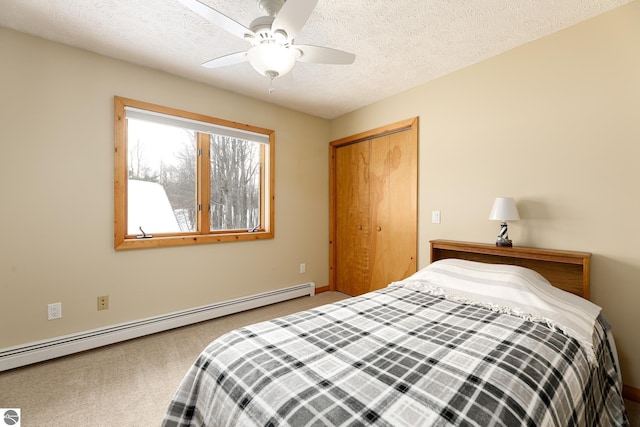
[0,282,315,372]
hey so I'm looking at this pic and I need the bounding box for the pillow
[396,258,601,363]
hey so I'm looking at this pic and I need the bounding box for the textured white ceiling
[1,0,633,119]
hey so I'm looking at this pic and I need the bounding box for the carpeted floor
[0,292,349,426]
[1,290,638,426]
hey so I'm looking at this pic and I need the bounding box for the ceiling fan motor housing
[249,16,277,41]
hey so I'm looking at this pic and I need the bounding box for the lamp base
[495,221,513,247]
[496,238,513,247]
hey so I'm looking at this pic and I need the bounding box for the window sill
[114,231,274,250]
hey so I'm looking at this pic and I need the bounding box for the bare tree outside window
[163,131,197,232]
[210,135,260,231]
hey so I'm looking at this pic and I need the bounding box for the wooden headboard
[430,240,592,299]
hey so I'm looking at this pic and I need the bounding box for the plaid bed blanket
[162,285,628,426]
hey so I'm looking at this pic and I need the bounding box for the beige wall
[1,0,638,392]
[332,2,640,389]
[0,28,330,345]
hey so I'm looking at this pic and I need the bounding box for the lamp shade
[489,197,520,221]
[247,43,297,79]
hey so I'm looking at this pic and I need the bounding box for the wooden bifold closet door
[330,118,418,296]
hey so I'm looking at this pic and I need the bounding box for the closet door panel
[387,129,417,280]
[368,135,392,291]
[368,130,417,292]
[335,141,370,295]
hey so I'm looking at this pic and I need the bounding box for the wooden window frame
[114,96,275,250]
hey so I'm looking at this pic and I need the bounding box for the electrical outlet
[48,302,62,320]
[97,295,109,311]
[299,263,306,274]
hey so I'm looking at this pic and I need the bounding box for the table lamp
[489,197,520,247]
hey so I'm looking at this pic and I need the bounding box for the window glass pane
[127,118,197,234]
[209,135,261,231]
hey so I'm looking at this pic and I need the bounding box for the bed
[162,240,628,426]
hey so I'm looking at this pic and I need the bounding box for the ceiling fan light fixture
[247,43,297,79]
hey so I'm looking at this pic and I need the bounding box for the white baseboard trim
[0,282,315,372]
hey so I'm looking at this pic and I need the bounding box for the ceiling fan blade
[295,45,355,65]
[272,0,318,41]
[178,0,254,40]
[202,51,248,68]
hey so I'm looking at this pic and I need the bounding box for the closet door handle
[358,225,363,230]
[376,226,382,231]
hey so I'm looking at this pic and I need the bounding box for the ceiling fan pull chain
[267,71,277,94]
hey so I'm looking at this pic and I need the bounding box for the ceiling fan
[178,0,355,83]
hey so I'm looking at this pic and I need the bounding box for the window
[114,96,274,249]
